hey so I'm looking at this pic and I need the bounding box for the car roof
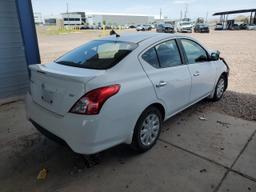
[100,32,184,43]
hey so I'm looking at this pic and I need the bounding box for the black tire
[131,106,163,153]
[211,75,226,101]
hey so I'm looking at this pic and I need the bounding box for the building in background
[61,12,86,26]
[34,12,43,25]
[44,15,61,26]
[86,12,154,26]
[44,17,57,25]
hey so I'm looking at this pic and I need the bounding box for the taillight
[69,84,120,115]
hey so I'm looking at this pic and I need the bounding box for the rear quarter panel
[84,51,164,144]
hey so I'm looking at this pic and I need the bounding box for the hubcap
[216,78,225,98]
[140,113,160,146]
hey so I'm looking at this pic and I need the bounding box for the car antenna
[110,29,120,38]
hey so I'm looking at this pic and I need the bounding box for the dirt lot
[0,29,256,192]
[38,29,256,120]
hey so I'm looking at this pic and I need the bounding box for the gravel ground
[37,29,256,121]
[196,91,256,121]
[215,91,256,121]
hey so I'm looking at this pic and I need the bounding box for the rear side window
[142,47,159,68]
[55,40,137,70]
[155,40,182,68]
[181,39,208,64]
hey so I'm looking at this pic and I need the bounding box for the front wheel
[131,107,162,152]
[211,75,226,101]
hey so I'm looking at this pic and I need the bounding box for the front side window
[55,40,137,70]
[181,39,208,64]
[155,40,182,68]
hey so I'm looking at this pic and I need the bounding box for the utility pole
[66,1,69,26]
[160,8,162,20]
[180,10,183,20]
[205,11,208,23]
[184,4,188,18]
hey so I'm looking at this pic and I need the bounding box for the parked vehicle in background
[156,24,175,33]
[80,25,90,30]
[247,24,256,30]
[102,25,111,30]
[215,23,224,30]
[194,23,209,33]
[26,33,229,155]
[229,24,239,30]
[150,24,156,29]
[123,24,129,29]
[88,25,99,30]
[129,25,136,29]
[136,25,144,31]
[239,23,248,30]
[176,21,193,33]
[145,25,152,30]
[136,24,152,31]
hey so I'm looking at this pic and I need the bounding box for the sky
[32,0,256,20]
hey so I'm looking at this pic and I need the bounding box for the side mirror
[210,50,220,61]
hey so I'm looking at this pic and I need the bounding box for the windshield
[180,22,191,26]
[55,40,138,70]
[164,24,173,27]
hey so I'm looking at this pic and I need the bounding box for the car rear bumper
[25,93,125,154]
[164,29,174,33]
[199,29,209,32]
[181,28,192,32]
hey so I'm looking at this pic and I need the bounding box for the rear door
[139,39,191,117]
[179,38,216,102]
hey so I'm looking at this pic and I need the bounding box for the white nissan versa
[26,32,229,154]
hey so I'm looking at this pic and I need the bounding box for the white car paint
[26,32,228,154]
[247,24,256,30]
[176,22,193,33]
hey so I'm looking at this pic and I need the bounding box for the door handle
[193,71,200,77]
[156,81,167,88]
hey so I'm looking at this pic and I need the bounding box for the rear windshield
[55,40,138,69]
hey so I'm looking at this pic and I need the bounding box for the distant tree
[235,15,249,23]
[103,20,106,25]
[243,17,249,24]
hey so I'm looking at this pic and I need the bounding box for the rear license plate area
[41,88,54,105]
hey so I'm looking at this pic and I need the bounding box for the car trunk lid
[29,62,105,116]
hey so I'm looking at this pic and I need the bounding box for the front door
[179,39,216,102]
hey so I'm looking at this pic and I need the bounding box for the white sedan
[26,33,229,154]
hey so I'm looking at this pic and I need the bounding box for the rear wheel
[211,75,226,101]
[131,107,162,152]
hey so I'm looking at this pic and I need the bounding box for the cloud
[172,0,195,4]
[123,5,158,16]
